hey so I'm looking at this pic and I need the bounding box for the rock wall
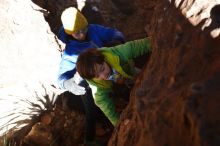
[109,0,220,146]
[0,0,61,140]
[0,0,61,88]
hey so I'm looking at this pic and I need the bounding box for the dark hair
[76,48,105,79]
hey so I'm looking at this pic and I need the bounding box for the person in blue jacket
[57,7,125,146]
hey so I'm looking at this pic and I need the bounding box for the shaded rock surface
[108,0,220,146]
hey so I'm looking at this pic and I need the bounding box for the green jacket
[87,38,151,126]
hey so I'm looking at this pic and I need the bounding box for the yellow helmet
[61,7,88,35]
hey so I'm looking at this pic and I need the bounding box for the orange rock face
[109,0,220,146]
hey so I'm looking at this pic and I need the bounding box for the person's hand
[63,77,86,95]
[68,82,86,95]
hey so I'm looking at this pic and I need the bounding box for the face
[71,27,88,41]
[94,62,111,80]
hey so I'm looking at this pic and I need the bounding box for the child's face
[71,27,88,41]
[94,62,111,80]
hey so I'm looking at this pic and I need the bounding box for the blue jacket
[57,24,125,88]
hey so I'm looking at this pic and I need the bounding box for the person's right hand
[63,78,86,95]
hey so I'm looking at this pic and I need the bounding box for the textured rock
[109,0,220,146]
[0,0,61,139]
[0,0,60,88]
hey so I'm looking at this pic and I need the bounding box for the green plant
[0,85,58,145]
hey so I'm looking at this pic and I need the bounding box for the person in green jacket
[76,38,151,126]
